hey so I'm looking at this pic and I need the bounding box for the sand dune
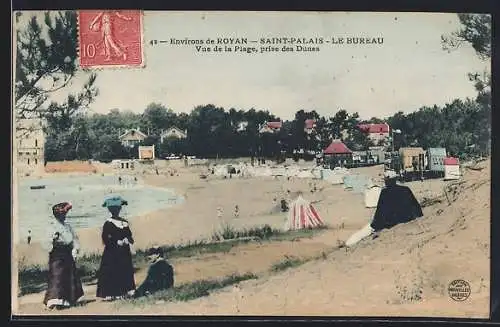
[13,159,490,317]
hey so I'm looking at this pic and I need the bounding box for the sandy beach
[17,161,381,263]
[13,159,490,317]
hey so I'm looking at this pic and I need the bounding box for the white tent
[271,167,286,176]
[310,167,323,179]
[239,165,255,178]
[364,185,382,208]
[323,167,350,185]
[296,170,315,179]
[213,165,229,177]
[254,167,273,177]
[285,195,325,231]
[285,166,301,178]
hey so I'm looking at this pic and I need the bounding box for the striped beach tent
[285,195,324,231]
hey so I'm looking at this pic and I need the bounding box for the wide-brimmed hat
[52,202,72,216]
[102,195,128,208]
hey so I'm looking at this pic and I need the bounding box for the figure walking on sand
[43,202,84,310]
[89,11,132,61]
[96,196,136,301]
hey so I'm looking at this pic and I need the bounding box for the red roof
[305,119,316,129]
[266,121,282,129]
[443,157,459,165]
[323,141,352,155]
[358,123,390,134]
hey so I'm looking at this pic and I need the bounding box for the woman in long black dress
[43,202,84,309]
[96,196,136,301]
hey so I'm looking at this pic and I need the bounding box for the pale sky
[16,11,490,121]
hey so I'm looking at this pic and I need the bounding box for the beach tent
[296,169,315,179]
[322,167,349,185]
[311,167,323,179]
[345,183,423,246]
[254,166,273,177]
[213,165,229,177]
[285,195,325,231]
[364,185,382,208]
[285,166,301,178]
[271,167,286,176]
[240,165,255,177]
[343,174,374,194]
[370,183,423,231]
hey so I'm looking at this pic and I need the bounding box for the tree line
[14,12,490,163]
[43,95,490,163]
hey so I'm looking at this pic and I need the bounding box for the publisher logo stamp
[78,10,143,68]
[448,279,471,301]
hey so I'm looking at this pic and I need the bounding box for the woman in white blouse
[43,202,84,310]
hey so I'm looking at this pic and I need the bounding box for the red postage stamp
[77,10,144,68]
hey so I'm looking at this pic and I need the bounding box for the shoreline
[15,172,188,263]
[14,163,341,265]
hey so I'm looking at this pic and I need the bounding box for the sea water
[15,174,183,243]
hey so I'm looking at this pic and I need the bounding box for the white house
[15,118,45,174]
[119,128,147,148]
[160,127,187,143]
[357,123,390,145]
[304,119,316,134]
[236,121,248,132]
[258,121,282,134]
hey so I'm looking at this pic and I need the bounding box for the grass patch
[268,225,328,242]
[18,264,47,295]
[17,253,103,296]
[18,224,328,296]
[211,224,278,241]
[269,249,332,274]
[270,255,309,272]
[211,223,327,242]
[121,272,258,307]
[136,239,250,262]
[420,196,443,208]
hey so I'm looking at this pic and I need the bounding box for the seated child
[134,246,174,297]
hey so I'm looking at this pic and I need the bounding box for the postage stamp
[77,10,144,68]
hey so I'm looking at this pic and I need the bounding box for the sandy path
[16,233,336,314]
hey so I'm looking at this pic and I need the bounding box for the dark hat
[52,202,72,216]
[146,246,164,257]
[102,195,128,208]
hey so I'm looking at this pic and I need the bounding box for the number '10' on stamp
[77,10,144,69]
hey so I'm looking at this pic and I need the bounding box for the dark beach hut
[370,183,423,232]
